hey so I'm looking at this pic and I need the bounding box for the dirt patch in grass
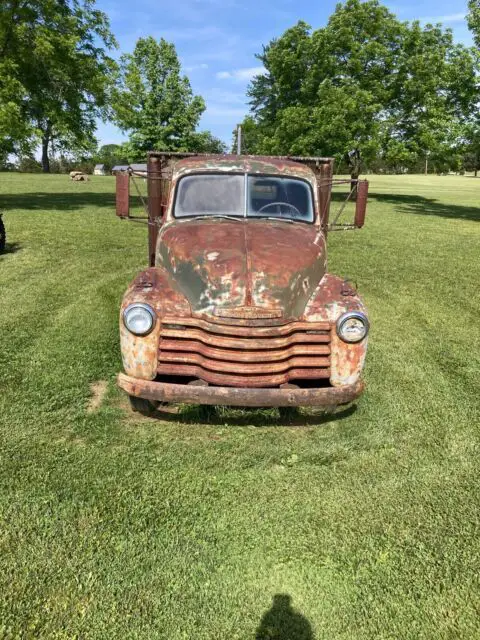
[87,380,108,413]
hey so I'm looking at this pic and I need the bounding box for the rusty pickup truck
[115,152,369,413]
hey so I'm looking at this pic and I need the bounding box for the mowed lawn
[0,171,479,639]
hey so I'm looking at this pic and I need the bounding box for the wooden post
[354,180,369,228]
[115,172,130,217]
[147,155,162,267]
[318,160,333,235]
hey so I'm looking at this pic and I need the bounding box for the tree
[388,22,477,174]
[246,2,406,177]
[243,1,477,176]
[93,143,129,171]
[112,37,206,158]
[463,118,480,176]
[0,0,117,172]
[231,116,265,154]
[468,0,480,48]
[186,131,227,154]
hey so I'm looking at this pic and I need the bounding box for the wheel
[128,395,158,415]
[0,216,5,252]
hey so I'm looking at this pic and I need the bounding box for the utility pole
[236,124,242,155]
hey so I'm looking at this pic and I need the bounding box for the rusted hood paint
[156,218,326,317]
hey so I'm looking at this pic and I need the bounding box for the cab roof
[173,154,318,180]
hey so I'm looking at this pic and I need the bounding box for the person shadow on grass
[255,594,314,639]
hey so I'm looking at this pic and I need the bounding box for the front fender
[120,267,191,380]
[304,274,368,387]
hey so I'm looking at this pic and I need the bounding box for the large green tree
[387,22,477,173]
[247,4,406,175]
[243,0,477,176]
[0,0,117,172]
[112,37,206,158]
[468,0,480,48]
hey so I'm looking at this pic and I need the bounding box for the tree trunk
[41,135,50,173]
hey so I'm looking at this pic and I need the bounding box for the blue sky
[96,0,473,149]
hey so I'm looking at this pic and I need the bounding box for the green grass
[0,172,479,639]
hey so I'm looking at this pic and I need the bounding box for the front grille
[158,316,331,388]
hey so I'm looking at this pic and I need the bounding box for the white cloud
[203,88,246,104]
[216,66,265,82]
[184,62,209,72]
[418,12,466,24]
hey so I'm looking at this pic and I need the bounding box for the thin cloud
[216,66,265,81]
[418,12,466,24]
[184,63,209,72]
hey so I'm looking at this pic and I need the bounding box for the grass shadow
[0,191,115,212]
[369,192,480,222]
[0,242,21,257]
[151,402,358,428]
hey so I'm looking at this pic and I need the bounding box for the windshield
[174,174,244,217]
[174,173,314,222]
[247,176,313,221]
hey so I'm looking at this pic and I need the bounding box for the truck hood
[157,218,326,318]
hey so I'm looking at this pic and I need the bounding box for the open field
[0,172,479,638]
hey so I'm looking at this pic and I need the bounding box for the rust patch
[304,273,368,386]
[120,268,191,380]
[157,219,326,316]
[118,373,364,407]
[214,306,283,319]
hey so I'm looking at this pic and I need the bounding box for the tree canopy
[468,0,480,48]
[241,0,478,175]
[112,37,207,159]
[0,0,117,172]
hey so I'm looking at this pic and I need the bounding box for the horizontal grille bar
[157,364,331,388]
[160,328,329,350]
[161,316,330,337]
[159,339,330,362]
[159,351,330,374]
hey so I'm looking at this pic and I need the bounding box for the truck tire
[0,216,5,252]
[128,395,158,415]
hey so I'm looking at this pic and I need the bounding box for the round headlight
[336,311,369,343]
[123,303,156,336]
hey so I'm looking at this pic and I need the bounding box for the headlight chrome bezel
[336,311,369,344]
[123,303,156,336]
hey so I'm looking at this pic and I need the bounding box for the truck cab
[116,153,369,413]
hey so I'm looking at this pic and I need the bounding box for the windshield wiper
[191,214,243,222]
[252,216,295,224]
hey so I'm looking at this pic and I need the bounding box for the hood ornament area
[213,306,284,319]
